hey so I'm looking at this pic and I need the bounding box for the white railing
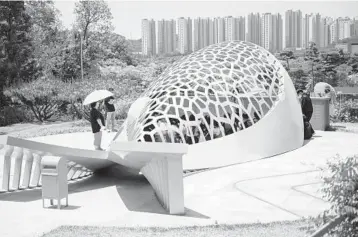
[0,136,93,193]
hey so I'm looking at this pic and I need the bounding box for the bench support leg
[141,155,184,215]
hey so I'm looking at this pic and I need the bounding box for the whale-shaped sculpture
[115,41,304,169]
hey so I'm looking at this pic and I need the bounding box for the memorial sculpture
[116,41,304,169]
[314,82,337,116]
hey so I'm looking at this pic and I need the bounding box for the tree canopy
[0,1,38,88]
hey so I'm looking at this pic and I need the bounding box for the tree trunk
[83,22,90,46]
[29,105,42,122]
[286,58,290,71]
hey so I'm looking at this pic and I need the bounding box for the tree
[304,42,320,91]
[0,1,38,87]
[25,0,63,78]
[289,69,309,89]
[279,50,295,71]
[347,56,358,74]
[72,0,117,78]
[74,0,113,45]
[73,2,135,77]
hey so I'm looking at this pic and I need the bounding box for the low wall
[311,97,330,131]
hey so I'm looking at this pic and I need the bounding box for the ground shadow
[0,171,210,219]
[116,179,209,219]
[326,126,338,131]
[45,204,81,210]
[0,174,118,202]
[185,137,320,177]
[302,136,319,146]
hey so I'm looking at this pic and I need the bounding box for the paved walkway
[0,131,358,237]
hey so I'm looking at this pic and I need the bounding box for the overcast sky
[54,0,358,40]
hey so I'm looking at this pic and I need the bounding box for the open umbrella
[83,90,113,105]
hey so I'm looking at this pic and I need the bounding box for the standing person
[301,91,314,122]
[297,90,315,135]
[213,121,222,139]
[297,89,304,103]
[324,87,335,117]
[90,102,106,150]
[104,88,116,132]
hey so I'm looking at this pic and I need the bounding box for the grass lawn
[41,220,314,237]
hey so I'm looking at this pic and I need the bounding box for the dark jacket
[301,95,313,116]
[90,108,105,133]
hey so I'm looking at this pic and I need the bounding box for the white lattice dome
[117,41,304,169]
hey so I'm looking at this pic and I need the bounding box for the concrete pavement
[0,131,358,237]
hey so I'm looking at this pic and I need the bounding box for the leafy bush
[317,155,358,237]
[0,105,34,126]
[333,101,358,122]
[2,57,168,125]
[114,100,133,120]
[4,78,68,122]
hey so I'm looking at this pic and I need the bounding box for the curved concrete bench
[1,135,188,215]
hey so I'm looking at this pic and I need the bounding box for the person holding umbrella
[90,101,106,150]
[83,89,114,150]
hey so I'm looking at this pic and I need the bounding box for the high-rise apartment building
[273,13,283,52]
[285,10,302,48]
[353,17,358,36]
[225,16,236,41]
[203,18,211,47]
[193,17,213,51]
[247,13,261,46]
[313,14,321,47]
[193,18,202,51]
[225,16,246,41]
[261,13,283,53]
[329,19,339,44]
[157,19,176,55]
[215,17,226,43]
[157,20,165,55]
[141,19,156,56]
[187,18,193,52]
[302,14,313,48]
[208,19,215,45]
[328,17,353,44]
[338,17,352,40]
[261,13,272,50]
[319,17,330,48]
[236,16,246,41]
[302,13,321,48]
[178,17,192,54]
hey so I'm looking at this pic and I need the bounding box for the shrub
[317,155,358,237]
[4,78,68,122]
[0,105,33,126]
[333,101,358,122]
[58,71,144,121]
[114,100,132,120]
[3,62,155,124]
